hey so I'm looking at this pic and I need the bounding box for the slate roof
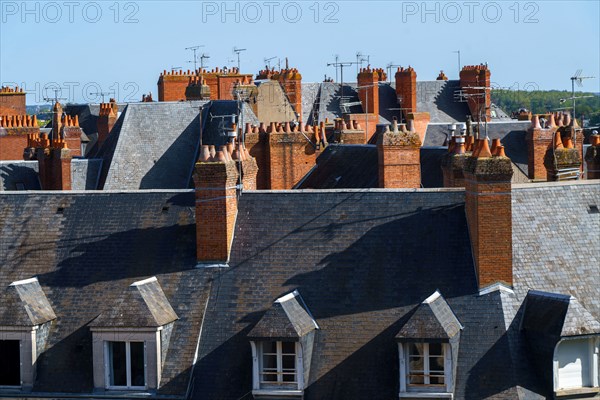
[296,145,445,189]
[522,290,600,338]
[512,181,600,319]
[0,160,41,190]
[0,190,210,395]
[194,189,512,399]
[192,182,600,400]
[201,100,258,147]
[397,291,462,341]
[0,278,56,326]
[98,102,207,190]
[70,159,102,190]
[63,103,127,156]
[302,82,321,124]
[91,276,179,328]
[249,290,318,339]
[416,80,471,123]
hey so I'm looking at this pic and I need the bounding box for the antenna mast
[233,47,247,70]
[185,45,204,71]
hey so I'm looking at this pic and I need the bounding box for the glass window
[259,341,297,388]
[106,341,146,389]
[407,342,445,386]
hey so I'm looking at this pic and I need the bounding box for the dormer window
[105,341,146,389]
[0,277,56,390]
[522,290,600,398]
[396,291,462,398]
[406,342,448,387]
[90,277,178,392]
[248,290,318,398]
[258,341,299,389]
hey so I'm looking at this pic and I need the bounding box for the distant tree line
[492,90,600,126]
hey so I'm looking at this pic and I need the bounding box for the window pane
[430,355,445,372]
[281,342,295,354]
[109,342,127,386]
[429,343,443,356]
[409,373,425,384]
[130,342,145,387]
[0,340,21,386]
[408,343,424,356]
[282,354,295,369]
[262,354,277,382]
[430,375,445,385]
[263,341,277,354]
[409,356,424,371]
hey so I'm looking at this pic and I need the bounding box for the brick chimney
[193,149,239,264]
[526,114,555,180]
[0,115,39,161]
[544,128,582,181]
[257,59,303,120]
[357,66,381,115]
[266,121,316,189]
[441,135,468,187]
[0,85,26,116]
[97,99,118,150]
[158,69,199,101]
[377,118,421,188]
[27,132,72,190]
[61,114,82,157]
[459,64,491,122]
[395,67,417,120]
[463,138,514,289]
[185,76,211,101]
[585,134,600,179]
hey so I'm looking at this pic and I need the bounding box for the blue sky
[1,0,599,104]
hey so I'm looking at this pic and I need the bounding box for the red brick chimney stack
[586,134,600,179]
[395,67,417,120]
[193,150,239,264]
[463,137,514,289]
[377,117,422,188]
[97,99,118,150]
[0,85,26,116]
[459,64,491,122]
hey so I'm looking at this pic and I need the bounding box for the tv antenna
[452,50,461,77]
[43,87,67,104]
[88,91,114,103]
[327,60,360,115]
[264,56,277,69]
[356,52,369,75]
[185,45,204,71]
[199,53,210,70]
[171,66,182,73]
[386,63,402,84]
[568,70,595,122]
[233,47,247,70]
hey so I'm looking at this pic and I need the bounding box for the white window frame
[250,340,304,397]
[91,328,162,392]
[553,336,600,393]
[104,341,147,390]
[398,342,453,398]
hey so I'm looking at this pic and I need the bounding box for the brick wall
[463,151,514,289]
[267,124,317,189]
[193,159,239,263]
[0,134,29,160]
[459,65,491,122]
[376,122,422,188]
[0,115,39,160]
[395,67,417,118]
[585,135,600,179]
[0,88,26,116]
[158,70,196,101]
[37,147,72,190]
